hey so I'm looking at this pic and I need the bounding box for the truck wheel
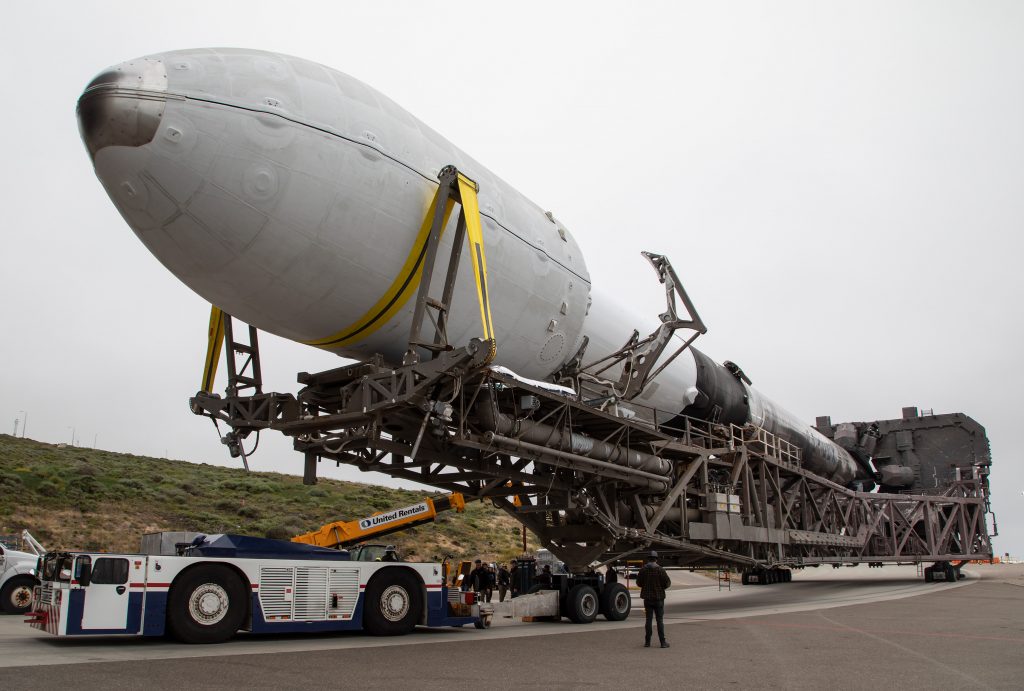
[600,583,631,621]
[1,575,36,614]
[363,569,422,636]
[566,584,599,624]
[167,565,247,643]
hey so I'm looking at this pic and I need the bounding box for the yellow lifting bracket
[201,306,226,393]
[406,165,497,364]
[456,172,496,347]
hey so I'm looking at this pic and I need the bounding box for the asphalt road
[1,564,1021,689]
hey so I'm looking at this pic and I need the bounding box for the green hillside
[0,434,530,562]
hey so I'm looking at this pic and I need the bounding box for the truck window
[58,556,73,582]
[75,555,92,581]
[42,554,57,580]
[91,557,129,585]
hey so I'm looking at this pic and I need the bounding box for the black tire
[924,567,934,583]
[944,564,957,582]
[1,575,36,614]
[363,569,423,636]
[166,565,247,644]
[600,583,631,621]
[565,584,599,624]
[741,571,750,585]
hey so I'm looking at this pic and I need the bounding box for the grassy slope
[0,435,530,562]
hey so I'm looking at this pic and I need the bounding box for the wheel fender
[1,567,36,590]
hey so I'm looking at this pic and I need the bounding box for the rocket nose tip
[77,58,169,160]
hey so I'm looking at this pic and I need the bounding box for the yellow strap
[303,193,456,349]
[201,306,226,392]
[456,173,496,357]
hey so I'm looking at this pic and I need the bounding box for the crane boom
[291,493,466,550]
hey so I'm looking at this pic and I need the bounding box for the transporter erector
[77,49,994,589]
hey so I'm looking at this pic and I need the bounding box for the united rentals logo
[358,503,430,530]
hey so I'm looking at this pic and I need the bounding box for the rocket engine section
[674,350,860,484]
[78,47,864,488]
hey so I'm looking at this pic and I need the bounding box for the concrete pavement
[0,564,1020,689]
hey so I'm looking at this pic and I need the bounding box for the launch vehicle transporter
[77,48,994,588]
[189,167,993,582]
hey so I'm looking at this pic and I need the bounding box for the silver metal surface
[379,584,411,622]
[188,582,229,625]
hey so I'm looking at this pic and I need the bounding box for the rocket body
[78,48,859,485]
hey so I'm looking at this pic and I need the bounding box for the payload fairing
[78,48,860,486]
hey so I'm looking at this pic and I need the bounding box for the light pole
[18,411,27,438]
[12,419,18,436]
[67,426,76,446]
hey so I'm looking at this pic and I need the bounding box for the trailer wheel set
[741,568,793,585]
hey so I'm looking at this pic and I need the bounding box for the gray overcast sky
[2,2,1022,555]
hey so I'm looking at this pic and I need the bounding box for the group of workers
[465,559,513,601]
[463,558,558,601]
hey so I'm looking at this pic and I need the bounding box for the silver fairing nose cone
[77,58,168,160]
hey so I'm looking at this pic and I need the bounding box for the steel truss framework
[190,337,993,570]
[189,164,991,571]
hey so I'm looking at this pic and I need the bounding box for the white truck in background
[0,531,45,614]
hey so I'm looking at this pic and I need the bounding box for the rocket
[78,48,861,486]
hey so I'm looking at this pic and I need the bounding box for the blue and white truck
[26,533,480,643]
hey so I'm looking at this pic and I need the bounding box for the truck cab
[29,551,144,635]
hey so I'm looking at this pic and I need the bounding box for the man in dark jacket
[467,559,488,593]
[497,563,511,602]
[636,550,671,648]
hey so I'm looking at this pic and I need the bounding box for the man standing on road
[636,550,671,648]
[497,563,511,602]
[468,559,488,596]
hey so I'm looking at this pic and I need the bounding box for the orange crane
[292,493,466,550]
